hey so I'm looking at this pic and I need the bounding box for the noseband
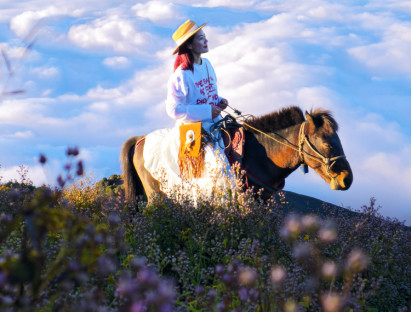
[298,121,346,178]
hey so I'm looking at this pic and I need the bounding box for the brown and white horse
[120,106,353,202]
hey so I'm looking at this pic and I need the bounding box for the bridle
[297,121,346,179]
[224,114,347,183]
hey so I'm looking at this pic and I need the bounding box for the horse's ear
[305,111,316,128]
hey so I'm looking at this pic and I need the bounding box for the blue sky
[0,0,410,224]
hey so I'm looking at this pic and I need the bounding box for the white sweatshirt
[165,58,222,124]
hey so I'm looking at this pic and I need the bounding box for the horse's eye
[322,143,331,149]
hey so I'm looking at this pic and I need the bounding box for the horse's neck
[256,124,301,170]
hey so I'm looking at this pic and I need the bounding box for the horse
[120,106,353,202]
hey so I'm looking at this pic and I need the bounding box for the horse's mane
[309,108,339,135]
[245,106,305,132]
[245,106,338,134]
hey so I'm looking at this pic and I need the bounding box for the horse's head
[302,110,353,190]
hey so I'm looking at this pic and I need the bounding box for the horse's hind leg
[134,139,161,204]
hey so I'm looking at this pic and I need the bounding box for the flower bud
[270,265,287,285]
[222,273,233,286]
[207,289,217,299]
[66,147,79,156]
[280,215,302,241]
[108,213,121,226]
[39,154,47,164]
[130,257,146,269]
[346,248,369,273]
[301,214,320,232]
[137,268,158,288]
[76,160,84,176]
[293,242,312,261]
[318,222,337,243]
[116,277,134,297]
[321,261,338,280]
[321,292,344,312]
[97,256,116,276]
[195,285,205,295]
[57,175,65,188]
[0,272,6,287]
[238,288,248,302]
[130,302,144,312]
[238,267,258,287]
[215,264,224,276]
[249,288,259,300]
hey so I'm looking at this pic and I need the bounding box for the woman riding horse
[142,20,234,199]
[121,21,353,203]
[121,106,353,203]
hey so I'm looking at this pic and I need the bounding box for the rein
[226,109,346,180]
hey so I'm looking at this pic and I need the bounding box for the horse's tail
[120,136,145,201]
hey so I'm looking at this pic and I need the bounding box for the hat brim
[172,22,207,55]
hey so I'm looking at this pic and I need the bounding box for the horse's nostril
[343,175,352,189]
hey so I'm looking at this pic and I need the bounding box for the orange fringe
[178,147,204,179]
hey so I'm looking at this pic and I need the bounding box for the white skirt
[143,121,234,201]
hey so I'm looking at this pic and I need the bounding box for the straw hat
[172,20,207,55]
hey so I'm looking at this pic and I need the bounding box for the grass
[0,152,409,311]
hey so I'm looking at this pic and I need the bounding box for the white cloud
[0,165,48,185]
[306,5,342,20]
[363,149,411,190]
[366,0,411,14]
[68,15,154,54]
[204,17,333,115]
[4,131,35,140]
[89,101,110,112]
[352,147,411,222]
[86,85,125,101]
[10,6,83,37]
[86,63,170,109]
[296,87,338,112]
[77,148,94,163]
[191,0,259,8]
[348,23,411,75]
[0,99,46,124]
[0,43,26,60]
[42,89,52,97]
[30,66,59,78]
[351,11,394,31]
[0,97,109,144]
[132,1,183,25]
[353,113,404,148]
[103,56,130,68]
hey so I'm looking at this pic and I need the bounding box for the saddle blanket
[143,124,235,201]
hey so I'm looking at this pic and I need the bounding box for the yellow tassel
[178,123,204,179]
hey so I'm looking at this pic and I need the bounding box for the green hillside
[0,173,409,311]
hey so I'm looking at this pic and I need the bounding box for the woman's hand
[218,98,228,110]
[212,105,223,119]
